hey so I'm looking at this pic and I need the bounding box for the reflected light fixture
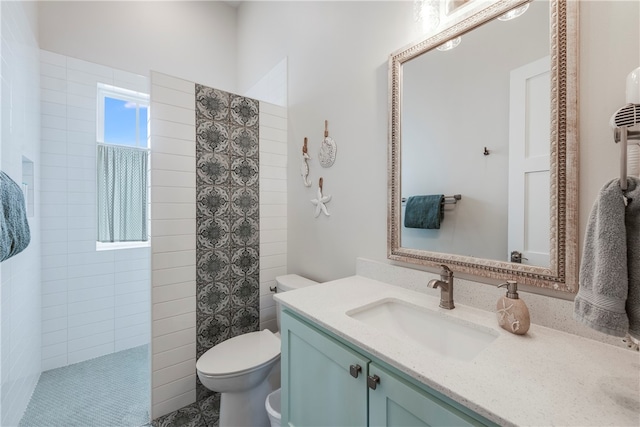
[497,3,530,21]
[436,36,462,52]
[414,0,440,34]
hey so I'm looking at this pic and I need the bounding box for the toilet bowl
[196,274,318,427]
[265,388,281,427]
[197,330,281,427]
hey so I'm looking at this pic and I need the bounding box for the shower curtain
[97,144,148,242]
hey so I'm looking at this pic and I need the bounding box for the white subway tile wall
[150,71,197,419]
[259,102,288,333]
[149,72,288,419]
[39,50,151,372]
[1,2,42,425]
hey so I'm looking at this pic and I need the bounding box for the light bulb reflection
[414,0,440,34]
[436,36,461,52]
[497,3,530,21]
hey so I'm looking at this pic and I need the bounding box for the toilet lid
[276,274,318,292]
[196,330,281,376]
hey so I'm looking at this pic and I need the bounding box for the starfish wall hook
[311,177,331,217]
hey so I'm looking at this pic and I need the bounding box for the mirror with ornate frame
[388,0,578,292]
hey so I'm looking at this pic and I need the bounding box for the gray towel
[404,195,444,229]
[0,171,31,262]
[625,178,640,340]
[574,177,640,338]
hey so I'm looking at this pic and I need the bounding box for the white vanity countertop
[274,276,640,427]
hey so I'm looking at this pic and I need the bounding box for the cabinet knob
[367,374,380,390]
[349,364,362,378]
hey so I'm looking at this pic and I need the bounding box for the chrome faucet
[427,265,455,309]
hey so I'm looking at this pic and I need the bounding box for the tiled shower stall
[39,51,151,371]
[2,21,286,420]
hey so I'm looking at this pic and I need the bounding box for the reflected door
[507,56,551,267]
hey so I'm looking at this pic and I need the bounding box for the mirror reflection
[401,0,550,267]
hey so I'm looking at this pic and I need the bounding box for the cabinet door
[368,364,481,427]
[281,311,369,427]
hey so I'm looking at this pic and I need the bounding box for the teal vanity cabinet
[367,363,480,426]
[280,309,369,426]
[281,310,495,427]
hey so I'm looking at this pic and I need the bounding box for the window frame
[96,83,151,251]
[96,83,150,147]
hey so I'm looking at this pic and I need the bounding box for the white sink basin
[347,298,498,362]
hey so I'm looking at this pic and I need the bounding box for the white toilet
[196,274,318,427]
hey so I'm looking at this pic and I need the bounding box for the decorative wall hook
[483,147,490,156]
[311,177,331,217]
[301,137,311,187]
[319,120,337,168]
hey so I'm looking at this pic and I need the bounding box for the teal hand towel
[404,195,444,229]
[0,171,31,262]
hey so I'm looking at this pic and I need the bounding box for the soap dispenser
[496,280,530,335]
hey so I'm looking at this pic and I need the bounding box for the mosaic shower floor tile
[19,345,150,427]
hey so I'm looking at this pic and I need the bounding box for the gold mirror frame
[388,0,578,292]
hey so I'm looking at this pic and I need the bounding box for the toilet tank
[275,274,318,331]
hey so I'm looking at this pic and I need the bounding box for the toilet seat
[196,330,281,378]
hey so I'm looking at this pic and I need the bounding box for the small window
[97,83,149,147]
[96,84,150,247]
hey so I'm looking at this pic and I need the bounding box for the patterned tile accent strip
[151,394,220,427]
[195,85,260,401]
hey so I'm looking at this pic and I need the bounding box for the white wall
[39,50,151,371]
[245,58,290,330]
[37,1,238,94]
[0,1,42,425]
[236,1,640,290]
[578,1,640,246]
[238,1,413,284]
[240,57,290,331]
[245,57,288,107]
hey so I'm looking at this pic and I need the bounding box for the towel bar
[614,125,640,191]
[611,102,640,191]
[401,194,461,205]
